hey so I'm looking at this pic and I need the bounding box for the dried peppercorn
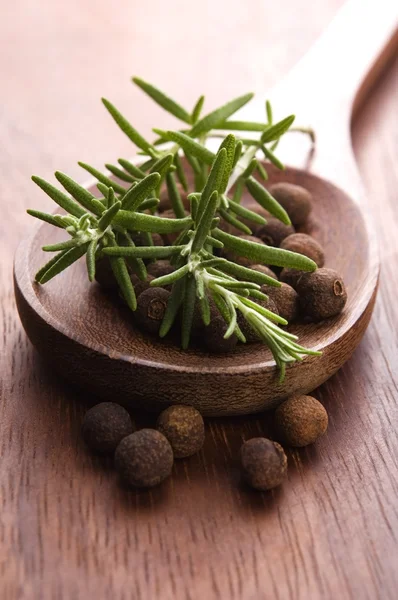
[280,233,325,268]
[269,182,312,226]
[157,405,205,458]
[135,288,170,334]
[279,267,304,289]
[256,217,295,247]
[261,282,299,322]
[274,395,328,447]
[82,402,133,454]
[295,267,347,321]
[251,264,278,280]
[115,429,174,488]
[240,437,287,491]
[147,260,175,279]
[203,317,238,353]
[130,273,155,298]
[94,257,118,290]
[237,298,279,342]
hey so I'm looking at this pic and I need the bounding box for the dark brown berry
[135,288,170,333]
[261,282,299,322]
[240,438,287,491]
[82,402,133,454]
[223,235,264,268]
[256,217,295,247]
[133,232,164,247]
[147,260,175,279]
[159,183,189,212]
[130,274,155,298]
[159,208,190,244]
[296,267,347,321]
[280,268,305,289]
[95,257,117,290]
[269,182,312,226]
[251,264,278,280]
[275,395,328,447]
[237,298,279,343]
[115,429,173,488]
[203,317,237,353]
[280,233,325,267]
[157,405,205,458]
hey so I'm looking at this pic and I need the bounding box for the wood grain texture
[1,1,398,598]
[13,165,377,416]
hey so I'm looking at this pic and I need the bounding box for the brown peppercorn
[237,298,279,343]
[280,233,325,268]
[296,267,347,321]
[280,267,305,289]
[147,260,175,279]
[256,217,295,247]
[275,395,328,447]
[82,402,133,454]
[94,257,117,290]
[115,429,173,488]
[203,317,237,353]
[159,208,190,244]
[223,235,264,268]
[261,282,299,322]
[157,405,205,458]
[159,183,189,212]
[251,264,278,280]
[135,288,170,333]
[191,295,219,336]
[269,182,312,226]
[240,438,287,491]
[130,273,155,298]
[133,232,164,247]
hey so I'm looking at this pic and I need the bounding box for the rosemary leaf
[121,172,160,211]
[212,121,266,132]
[219,209,252,235]
[149,153,174,180]
[232,140,243,169]
[262,145,285,170]
[191,95,205,124]
[241,158,258,180]
[105,163,136,183]
[246,176,291,225]
[103,245,185,259]
[139,198,159,212]
[232,179,244,204]
[260,115,295,144]
[109,256,137,310]
[32,176,86,218]
[173,153,188,192]
[228,199,267,226]
[78,162,127,195]
[102,98,154,153]
[192,190,219,252]
[214,228,317,271]
[210,258,280,287]
[86,239,97,281]
[42,238,84,252]
[34,250,68,282]
[98,201,121,231]
[205,235,224,249]
[39,243,90,283]
[196,148,226,222]
[166,172,185,218]
[153,129,215,165]
[181,274,196,349]
[118,158,146,179]
[190,93,254,137]
[266,100,273,125]
[115,211,192,234]
[256,162,269,180]
[133,77,192,124]
[151,263,189,287]
[27,209,67,229]
[159,277,185,338]
[218,134,236,194]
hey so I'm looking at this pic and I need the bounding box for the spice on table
[262,282,299,322]
[240,437,287,491]
[251,264,278,280]
[115,429,174,488]
[295,267,347,321]
[269,182,312,226]
[256,217,295,247]
[82,402,133,454]
[280,233,325,267]
[157,405,205,458]
[135,287,171,333]
[203,316,238,353]
[274,395,328,447]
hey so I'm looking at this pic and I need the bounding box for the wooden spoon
[14,0,398,416]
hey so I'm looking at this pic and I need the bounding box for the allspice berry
[115,429,174,488]
[130,273,154,298]
[133,232,164,247]
[147,260,175,279]
[275,395,328,447]
[203,317,237,353]
[240,438,287,491]
[82,402,133,454]
[280,267,305,290]
[256,217,295,247]
[95,257,117,290]
[159,208,190,244]
[135,288,170,333]
[251,264,278,280]
[237,298,279,343]
[280,233,325,268]
[261,282,299,322]
[157,405,205,458]
[223,235,264,268]
[269,182,312,226]
[296,267,347,321]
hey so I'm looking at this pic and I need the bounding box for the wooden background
[1,1,397,598]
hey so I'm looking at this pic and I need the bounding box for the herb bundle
[28,77,321,380]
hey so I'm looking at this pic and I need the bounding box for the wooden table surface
[1,1,397,598]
